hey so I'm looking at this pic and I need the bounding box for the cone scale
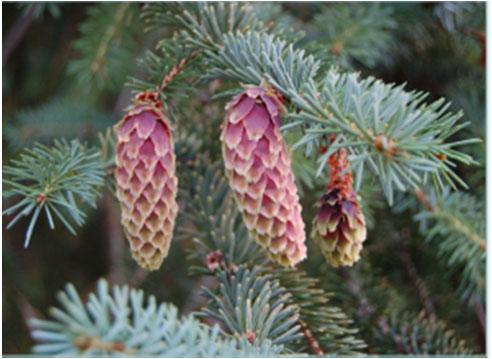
[312,148,367,267]
[221,86,307,267]
[114,92,178,271]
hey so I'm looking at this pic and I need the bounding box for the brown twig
[128,267,149,288]
[414,187,434,212]
[462,27,485,67]
[89,3,130,76]
[414,187,485,251]
[104,191,125,285]
[159,51,198,92]
[473,295,485,340]
[400,251,435,319]
[74,336,133,355]
[14,287,44,323]
[299,320,324,355]
[3,5,37,64]
[181,276,219,316]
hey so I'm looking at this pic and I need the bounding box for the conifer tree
[3,2,485,356]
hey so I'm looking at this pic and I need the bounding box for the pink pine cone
[221,86,307,267]
[114,92,178,271]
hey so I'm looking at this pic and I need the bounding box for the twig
[400,251,435,319]
[104,192,125,285]
[159,51,198,92]
[15,287,44,322]
[414,187,434,212]
[181,275,219,316]
[472,295,485,339]
[89,3,130,76]
[3,5,37,64]
[342,267,375,321]
[299,320,324,355]
[414,187,485,250]
[74,335,134,355]
[462,27,485,67]
[128,267,149,288]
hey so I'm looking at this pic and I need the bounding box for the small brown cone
[312,148,366,267]
[114,92,178,271]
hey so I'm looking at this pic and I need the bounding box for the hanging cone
[221,85,307,267]
[312,148,367,267]
[114,92,178,271]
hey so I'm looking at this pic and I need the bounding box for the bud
[114,92,178,270]
[312,148,366,267]
[221,85,307,266]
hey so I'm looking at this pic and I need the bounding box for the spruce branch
[399,251,435,318]
[132,2,260,97]
[158,50,198,92]
[2,139,105,247]
[311,3,397,69]
[143,3,479,204]
[4,97,112,151]
[176,161,266,271]
[292,70,480,205]
[29,279,282,357]
[271,267,367,355]
[412,187,485,304]
[446,77,485,180]
[128,33,201,98]
[141,3,257,49]
[68,3,139,92]
[178,159,366,355]
[4,3,485,356]
[205,31,320,95]
[376,311,472,355]
[200,265,302,348]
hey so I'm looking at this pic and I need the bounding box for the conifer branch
[311,3,397,68]
[400,251,435,318]
[68,3,139,92]
[413,187,485,303]
[3,139,106,247]
[29,279,282,357]
[4,97,112,151]
[141,3,479,204]
[272,267,367,355]
[128,34,201,99]
[199,266,302,348]
[415,188,485,251]
[376,311,472,355]
[89,4,130,76]
[177,158,366,355]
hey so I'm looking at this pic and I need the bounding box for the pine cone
[312,149,366,267]
[221,85,307,266]
[114,92,178,271]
